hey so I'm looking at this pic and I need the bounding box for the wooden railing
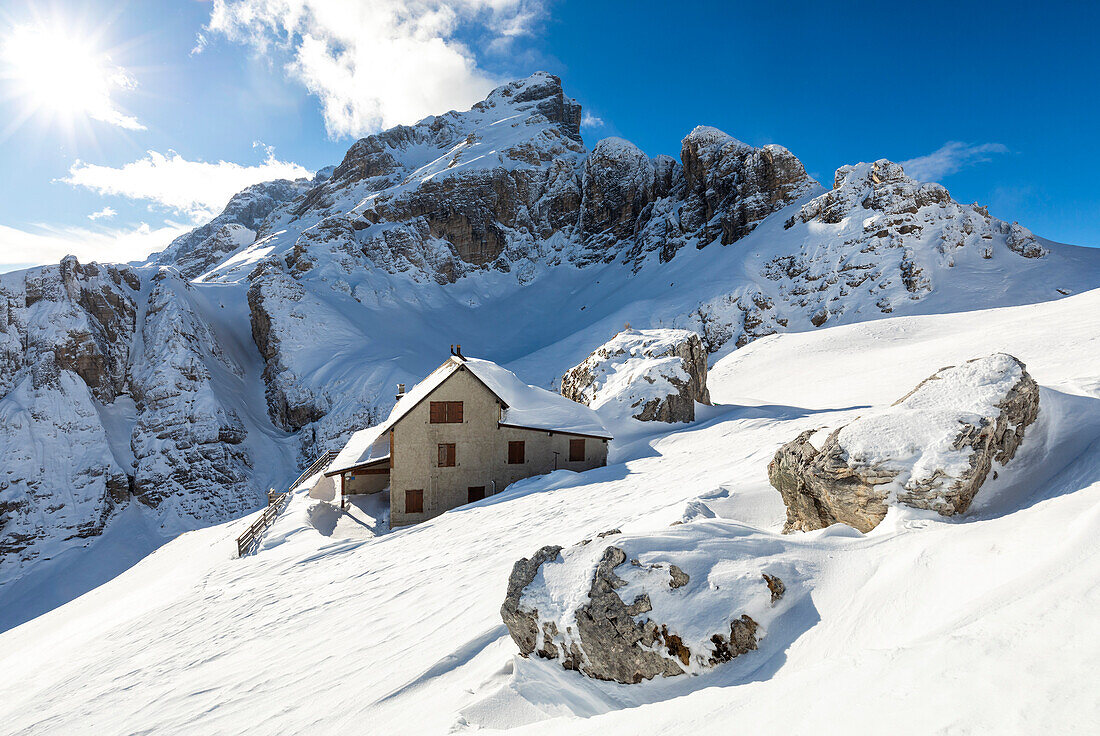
[235,450,339,558]
[288,450,339,492]
[236,491,291,557]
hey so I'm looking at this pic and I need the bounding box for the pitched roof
[461,358,613,439]
[326,356,612,475]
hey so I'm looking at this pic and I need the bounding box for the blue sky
[0,0,1096,271]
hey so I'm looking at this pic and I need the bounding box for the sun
[0,20,144,132]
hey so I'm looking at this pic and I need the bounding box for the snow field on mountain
[1,289,1099,735]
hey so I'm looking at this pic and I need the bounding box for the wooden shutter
[569,438,585,462]
[467,486,485,503]
[405,489,423,514]
[508,441,525,464]
[438,443,456,467]
[429,401,463,423]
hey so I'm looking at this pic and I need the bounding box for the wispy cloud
[0,221,193,272]
[198,0,546,138]
[581,111,604,130]
[61,148,311,222]
[900,141,1009,182]
[87,206,117,221]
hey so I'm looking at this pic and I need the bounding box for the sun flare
[0,21,143,131]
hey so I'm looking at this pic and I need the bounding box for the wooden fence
[235,450,339,558]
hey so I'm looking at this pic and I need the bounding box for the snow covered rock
[769,159,1055,329]
[769,353,1040,533]
[146,176,324,279]
[561,328,710,422]
[500,526,789,683]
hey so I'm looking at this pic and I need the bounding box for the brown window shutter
[405,489,423,514]
[467,486,485,503]
[430,401,463,423]
[389,429,395,468]
[438,443,456,467]
[569,438,585,462]
[508,440,525,464]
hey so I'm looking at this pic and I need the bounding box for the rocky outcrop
[769,353,1040,533]
[148,176,326,279]
[0,259,266,583]
[287,73,587,280]
[501,530,787,683]
[580,138,660,246]
[680,127,816,247]
[767,160,1053,329]
[561,328,711,422]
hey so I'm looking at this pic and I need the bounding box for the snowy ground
[1,289,1098,734]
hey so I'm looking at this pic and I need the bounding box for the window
[569,438,585,462]
[468,486,486,503]
[405,489,423,514]
[438,443,456,467]
[429,401,463,423]
[508,440,525,464]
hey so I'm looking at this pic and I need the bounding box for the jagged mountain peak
[473,71,582,141]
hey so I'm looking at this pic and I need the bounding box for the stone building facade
[326,354,612,527]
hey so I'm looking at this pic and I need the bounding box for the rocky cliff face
[129,271,254,517]
[0,258,139,576]
[1,73,1095,585]
[0,260,266,582]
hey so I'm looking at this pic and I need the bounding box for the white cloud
[900,141,1009,183]
[0,221,193,272]
[62,149,312,222]
[88,206,117,221]
[200,0,544,138]
[581,111,604,130]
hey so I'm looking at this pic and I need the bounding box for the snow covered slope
[1,287,1098,734]
[2,72,1100,623]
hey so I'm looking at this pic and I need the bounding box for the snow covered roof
[325,424,391,476]
[461,357,613,439]
[327,356,611,474]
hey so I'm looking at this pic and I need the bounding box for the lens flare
[0,21,143,130]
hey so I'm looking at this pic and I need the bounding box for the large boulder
[500,525,789,684]
[769,353,1040,533]
[561,328,711,422]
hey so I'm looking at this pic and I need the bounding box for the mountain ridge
[1,71,1098,610]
